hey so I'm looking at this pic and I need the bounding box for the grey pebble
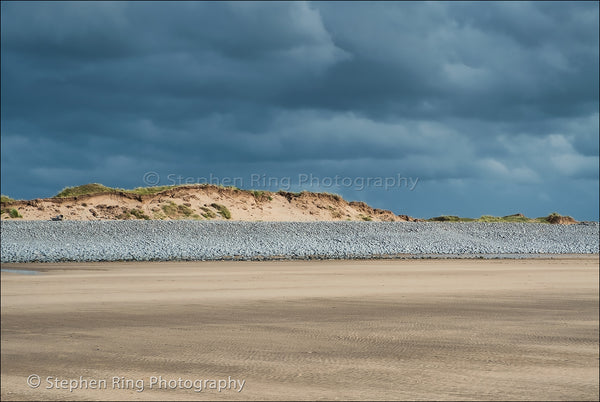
[1,221,598,263]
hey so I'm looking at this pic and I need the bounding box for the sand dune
[1,184,416,222]
[1,183,580,223]
[1,257,598,400]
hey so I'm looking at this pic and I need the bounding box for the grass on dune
[55,183,120,197]
[211,203,231,219]
[199,206,216,219]
[55,183,262,199]
[55,183,183,198]
[129,209,151,220]
[1,208,22,218]
[251,190,273,201]
[427,213,571,223]
[128,185,180,195]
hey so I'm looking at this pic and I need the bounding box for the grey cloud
[1,1,598,220]
[1,1,133,60]
[312,1,599,120]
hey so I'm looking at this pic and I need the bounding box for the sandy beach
[1,257,598,400]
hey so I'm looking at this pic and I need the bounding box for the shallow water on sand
[0,268,40,275]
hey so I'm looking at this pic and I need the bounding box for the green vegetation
[116,209,150,220]
[477,215,531,223]
[160,202,197,219]
[129,185,179,195]
[359,214,372,221]
[129,209,150,220]
[251,190,273,201]
[55,183,185,198]
[1,195,15,203]
[4,208,23,218]
[0,196,17,216]
[278,190,303,197]
[55,183,118,197]
[116,210,132,220]
[162,201,194,218]
[277,190,304,203]
[200,207,216,219]
[161,202,178,217]
[152,210,167,220]
[429,215,474,222]
[427,213,575,223]
[177,204,194,217]
[211,203,231,219]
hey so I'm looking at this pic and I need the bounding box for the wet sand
[1,257,598,400]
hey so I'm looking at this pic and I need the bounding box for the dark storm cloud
[304,1,599,121]
[1,1,598,220]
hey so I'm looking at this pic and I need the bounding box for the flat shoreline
[1,253,599,271]
[2,258,598,400]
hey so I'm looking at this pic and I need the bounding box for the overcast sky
[1,1,598,220]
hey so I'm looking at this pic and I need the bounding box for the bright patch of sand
[1,256,598,400]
